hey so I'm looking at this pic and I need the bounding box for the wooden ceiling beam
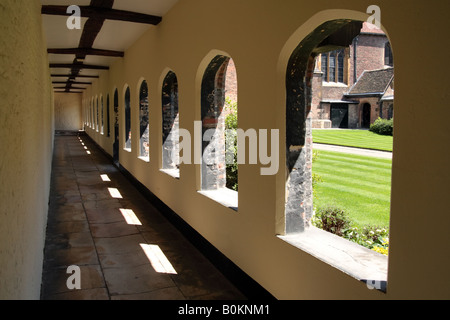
[52,81,92,85]
[54,91,84,94]
[53,86,87,90]
[50,63,109,70]
[51,74,99,78]
[41,5,162,25]
[48,48,124,57]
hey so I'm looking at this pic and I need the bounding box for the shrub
[372,238,389,256]
[313,205,390,255]
[343,224,389,252]
[312,206,351,237]
[225,98,238,191]
[369,117,393,136]
[312,150,323,201]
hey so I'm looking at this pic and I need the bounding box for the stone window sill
[160,168,180,179]
[322,81,348,87]
[123,148,131,153]
[198,188,238,211]
[278,226,388,292]
[138,156,150,163]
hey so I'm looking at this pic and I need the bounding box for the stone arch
[200,53,231,191]
[123,85,131,150]
[282,17,365,233]
[161,70,179,171]
[137,79,149,158]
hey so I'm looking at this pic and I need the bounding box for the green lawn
[313,150,392,228]
[312,129,393,152]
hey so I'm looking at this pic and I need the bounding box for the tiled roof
[360,22,386,35]
[347,67,394,96]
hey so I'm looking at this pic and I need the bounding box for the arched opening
[91,98,94,129]
[284,19,364,232]
[101,96,104,134]
[124,86,131,150]
[282,18,391,289]
[96,97,99,132]
[139,80,149,159]
[161,71,179,175]
[113,89,119,164]
[106,94,110,137]
[88,100,92,128]
[199,54,238,209]
[201,55,229,190]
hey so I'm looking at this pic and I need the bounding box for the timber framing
[50,63,110,70]
[52,81,92,85]
[48,48,124,57]
[44,0,162,92]
[41,5,162,25]
[51,74,99,79]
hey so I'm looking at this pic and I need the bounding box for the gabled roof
[346,67,394,96]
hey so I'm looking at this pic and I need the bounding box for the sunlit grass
[313,150,392,228]
[312,129,393,151]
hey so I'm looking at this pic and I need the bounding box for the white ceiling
[41,0,179,91]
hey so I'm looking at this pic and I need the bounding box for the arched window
[161,71,179,175]
[139,80,149,159]
[90,99,93,129]
[106,95,110,137]
[96,97,99,132]
[282,19,391,290]
[91,98,95,130]
[124,87,131,150]
[200,54,238,209]
[113,89,119,163]
[101,96,104,134]
[88,100,92,128]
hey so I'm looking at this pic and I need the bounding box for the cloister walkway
[40,133,246,300]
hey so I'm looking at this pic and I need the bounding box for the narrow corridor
[40,133,246,300]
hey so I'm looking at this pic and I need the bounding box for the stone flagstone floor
[40,133,246,300]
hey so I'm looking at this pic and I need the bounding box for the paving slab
[41,134,246,300]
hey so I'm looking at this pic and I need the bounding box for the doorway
[362,103,371,128]
[330,103,349,128]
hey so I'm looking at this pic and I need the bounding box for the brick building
[311,22,394,128]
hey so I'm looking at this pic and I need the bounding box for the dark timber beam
[41,5,162,25]
[53,86,87,90]
[48,48,124,57]
[52,81,92,85]
[51,74,99,78]
[50,63,109,70]
[54,91,84,94]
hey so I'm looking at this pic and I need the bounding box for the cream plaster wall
[54,93,82,131]
[0,0,54,299]
[83,0,450,299]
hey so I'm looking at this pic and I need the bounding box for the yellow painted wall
[83,0,450,299]
[54,93,82,131]
[0,0,54,299]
